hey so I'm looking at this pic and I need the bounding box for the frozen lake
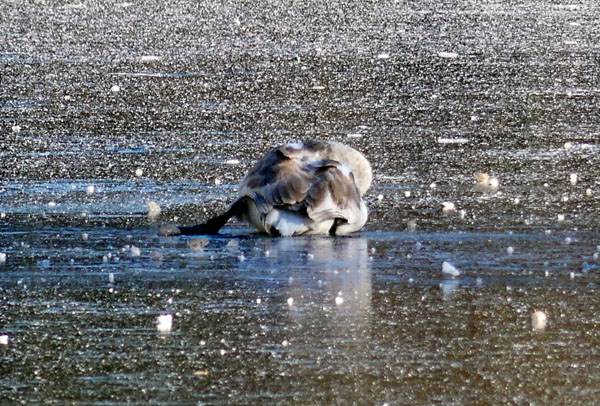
[2,0,600,404]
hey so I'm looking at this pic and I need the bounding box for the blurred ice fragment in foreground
[531,310,547,331]
[156,314,173,333]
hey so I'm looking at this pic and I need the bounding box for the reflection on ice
[440,279,460,299]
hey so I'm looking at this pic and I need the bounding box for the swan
[160,140,372,236]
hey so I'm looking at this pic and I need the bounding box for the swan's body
[162,140,372,236]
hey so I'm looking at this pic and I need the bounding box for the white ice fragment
[86,185,95,195]
[438,51,459,59]
[130,245,141,257]
[307,253,314,260]
[0,253,6,264]
[531,310,547,330]
[347,133,363,138]
[564,237,572,245]
[404,190,411,198]
[335,296,344,306]
[442,202,456,214]
[514,197,520,205]
[156,314,173,333]
[225,159,240,165]
[437,137,469,144]
[11,125,21,133]
[214,178,221,186]
[256,298,262,304]
[474,172,499,191]
[147,201,161,218]
[406,219,417,232]
[0,212,5,219]
[110,85,120,93]
[459,209,466,220]
[557,214,565,222]
[570,173,578,186]
[135,168,143,177]
[140,55,161,62]
[108,273,115,284]
[287,297,294,307]
[48,201,57,208]
[81,232,88,241]
[564,142,573,150]
[586,188,593,196]
[377,52,390,60]
[429,182,437,189]
[442,261,461,277]
[238,254,245,262]
[0,335,9,345]
[282,339,290,347]
[507,246,514,255]
[377,194,384,201]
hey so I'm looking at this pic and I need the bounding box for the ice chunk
[437,137,469,144]
[570,173,578,186]
[531,310,547,330]
[187,238,208,251]
[438,51,459,59]
[130,245,141,257]
[156,314,173,333]
[442,202,456,214]
[474,172,499,191]
[287,297,294,307]
[0,253,6,265]
[147,201,161,218]
[0,335,8,345]
[86,185,95,195]
[141,55,160,62]
[110,85,120,93]
[442,261,461,277]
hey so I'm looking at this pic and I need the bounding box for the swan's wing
[239,145,364,228]
[304,160,363,224]
[238,145,315,213]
